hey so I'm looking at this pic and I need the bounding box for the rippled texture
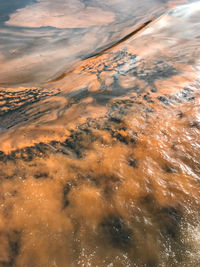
[0,0,200,266]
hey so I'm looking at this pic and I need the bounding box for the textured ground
[0,1,200,266]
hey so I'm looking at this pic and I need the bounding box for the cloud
[5,0,115,28]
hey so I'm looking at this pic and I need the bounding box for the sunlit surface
[0,0,200,266]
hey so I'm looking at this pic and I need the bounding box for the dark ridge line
[49,18,154,83]
[84,18,154,59]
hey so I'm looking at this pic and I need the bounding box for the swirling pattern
[0,0,200,266]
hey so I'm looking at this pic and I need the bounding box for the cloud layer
[6,0,115,28]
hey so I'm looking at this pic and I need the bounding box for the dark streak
[158,206,181,239]
[100,215,132,249]
[34,172,49,179]
[128,157,138,168]
[49,19,154,82]
[63,183,72,208]
[162,164,179,174]
[84,19,154,59]
[8,231,21,266]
